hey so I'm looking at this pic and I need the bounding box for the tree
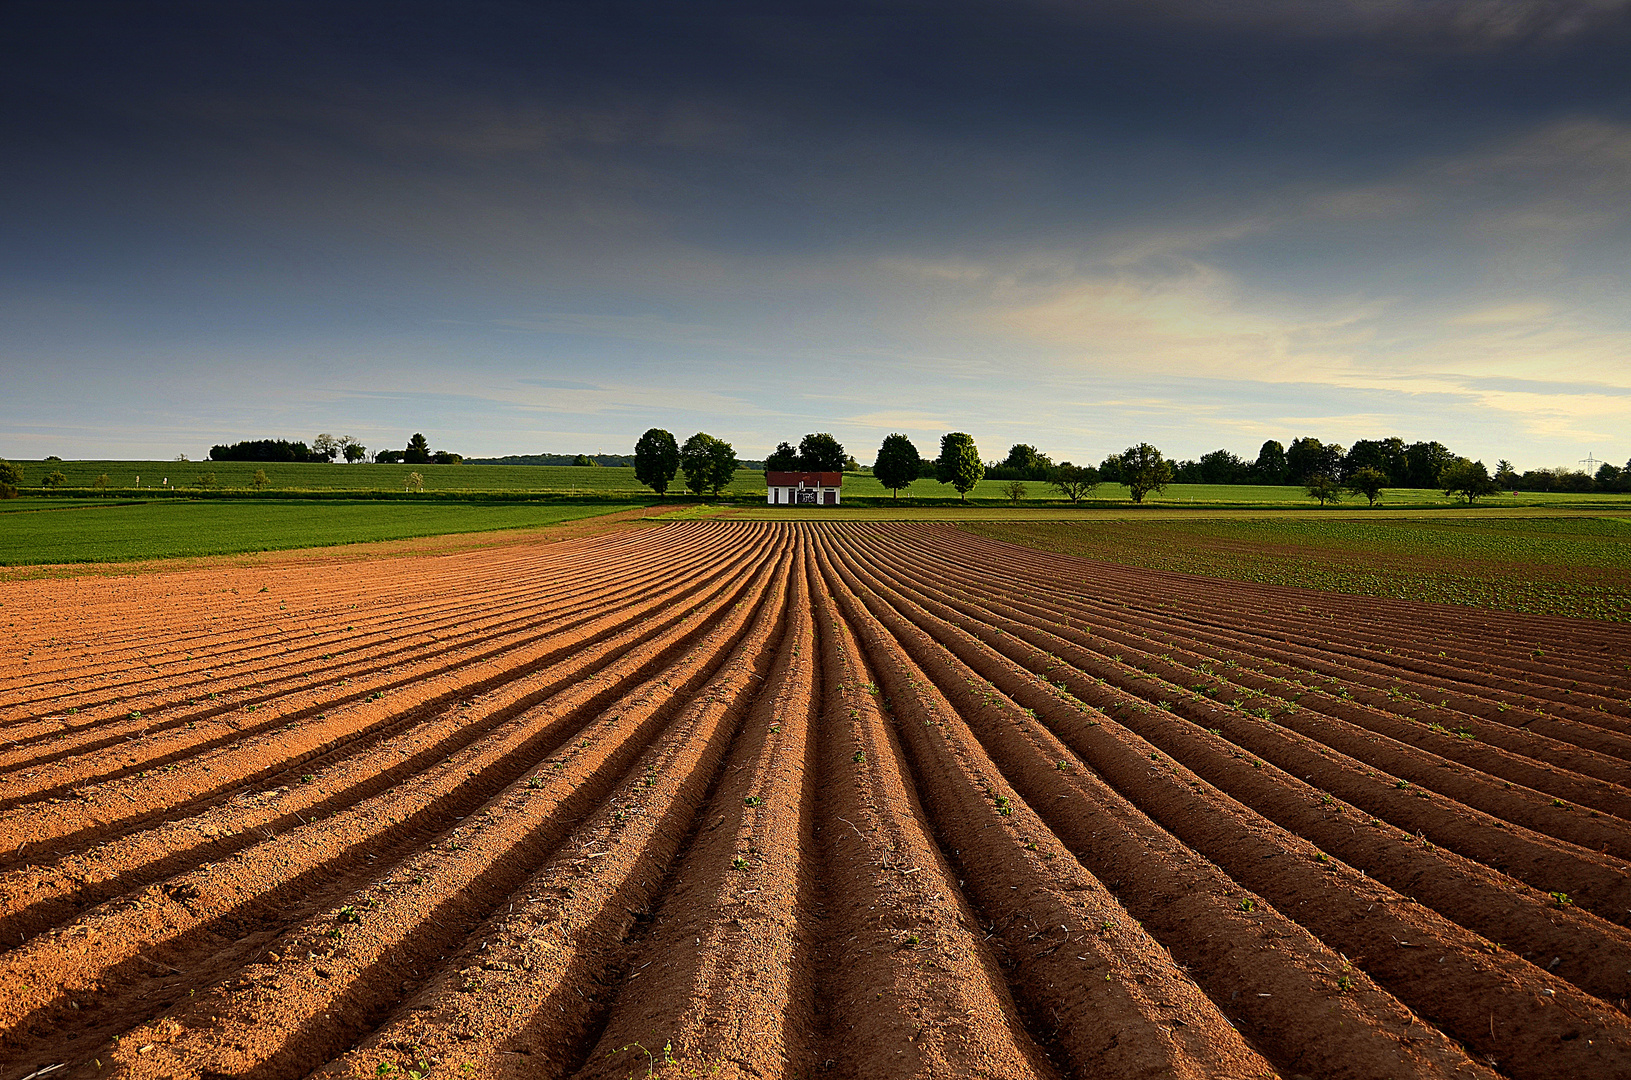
[405,471,425,492]
[1252,440,1288,484]
[764,441,799,472]
[43,470,69,488]
[633,428,680,495]
[681,432,738,496]
[341,437,367,463]
[992,444,1052,481]
[1493,459,1518,488]
[431,451,462,465]
[0,461,22,487]
[935,432,984,501]
[1050,462,1100,502]
[193,473,217,489]
[1097,454,1124,485]
[572,454,595,467]
[1595,462,1624,493]
[1344,466,1387,507]
[312,434,339,462]
[92,473,110,490]
[1002,480,1028,505]
[1405,441,1455,488]
[251,469,270,490]
[1285,437,1324,484]
[798,433,846,471]
[1119,443,1173,504]
[873,434,922,499]
[1196,449,1248,484]
[1440,458,1498,504]
[1306,473,1342,506]
[404,433,432,465]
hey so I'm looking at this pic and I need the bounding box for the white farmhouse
[766,470,842,506]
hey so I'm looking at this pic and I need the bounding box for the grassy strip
[15,460,1631,508]
[961,517,1631,622]
[0,499,641,565]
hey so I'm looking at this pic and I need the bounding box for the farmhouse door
[824,489,835,505]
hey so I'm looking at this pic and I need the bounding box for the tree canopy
[680,432,739,496]
[1119,443,1173,504]
[404,433,432,465]
[1306,473,1343,506]
[633,428,680,495]
[936,432,984,500]
[1050,462,1099,502]
[1344,466,1387,507]
[873,433,922,498]
[797,433,847,471]
[1440,458,1499,504]
[764,441,799,472]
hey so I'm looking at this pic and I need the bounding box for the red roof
[766,471,842,486]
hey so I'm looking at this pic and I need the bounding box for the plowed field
[3,522,1629,1080]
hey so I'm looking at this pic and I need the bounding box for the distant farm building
[766,471,842,506]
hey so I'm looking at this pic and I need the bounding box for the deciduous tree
[1440,458,1499,504]
[341,437,367,463]
[764,441,799,472]
[681,432,738,496]
[1119,443,1173,504]
[1306,473,1342,506]
[1252,440,1287,484]
[1049,462,1099,502]
[634,428,680,495]
[1344,466,1386,507]
[935,432,984,501]
[872,434,921,499]
[312,433,339,462]
[798,433,846,471]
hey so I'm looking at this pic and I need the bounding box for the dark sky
[4,1,1630,466]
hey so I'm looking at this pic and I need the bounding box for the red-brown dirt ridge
[1,520,1628,1080]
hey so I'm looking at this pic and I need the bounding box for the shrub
[42,470,69,488]
[0,460,21,486]
[92,474,110,490]
[1002,479,1027,505]
[251,469,269,490]
[193,473,217,489]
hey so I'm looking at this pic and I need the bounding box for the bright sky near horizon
[3,1,1629,471]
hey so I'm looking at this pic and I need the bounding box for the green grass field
[0,499,639,565]
[9,459,1628,510]
[963,516,1631,622]
[2,459,767,496]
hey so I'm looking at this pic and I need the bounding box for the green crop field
[1,460,767,497]
[963,516,1631,622]
[0,499,640,566]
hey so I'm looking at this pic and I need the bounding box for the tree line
[210,433,463,465]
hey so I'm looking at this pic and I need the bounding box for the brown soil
[2,521,1629,1080]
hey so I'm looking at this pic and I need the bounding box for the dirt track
[2,521,1629,1080]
